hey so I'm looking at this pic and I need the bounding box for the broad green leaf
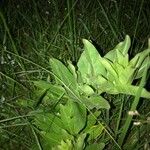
[67,60,77,80]
[84,110,101,131]
[105,84,150,98]
[50,58,77,90]
[129,48,150,68]
[78,84,94,96]
[105,35,131,61]
[17,98,33,108]
[33,80,67,104]
[129,48,150,79]
[77,70,84,83]
[135,56,150,79]
[34,113,73,147]
[92,75,108,94]
[104,49,116,62]
[114,35,130,55]
[34,113,64,133]
[75,133,87,150]
[116,49,129,67]
[85,143,105,150]
[122,66,135,84]
[86,124,104,141]
[119,35,131,55]
[60,100,86,135]
[96,75,107,85]
[41,130,73,149]
[33,80,65,97]
[53,133,87,150]
[97,81,118,94]
[115,84,150,99]
[101,58,118,81]
[50,58,80,100]
[52,139,73,150]
[113,62,135,84]
[77,39,106,84]
[34,89,49,109]
[82,95,110,110]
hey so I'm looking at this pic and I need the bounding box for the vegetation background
[0,0,150,149]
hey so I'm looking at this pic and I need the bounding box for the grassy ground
[0,0,150,149]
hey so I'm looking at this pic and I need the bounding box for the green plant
[30,35,150,149]
[77,35,150,98]
[1,1,150,149]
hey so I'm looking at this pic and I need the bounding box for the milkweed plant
[27,35,150,150]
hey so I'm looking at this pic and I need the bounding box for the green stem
[115,95,125,138]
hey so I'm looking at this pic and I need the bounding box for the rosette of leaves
[77,35,150,98]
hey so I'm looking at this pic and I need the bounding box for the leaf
[52,139,73,150]
[104,49,116,62]
[34,113,63,133]
[33,80,67,105]
[86,124,104,141]
[119,35,131,55]
[50,58,80,100]
[96,79,117,94]
[67,60,77,80]
[129,48,150,79]
[53,133,87,150]
[135,56,150,79]
[115,84,150,99]
[82,95,110,110]
[33,80,65,97]
[85,143,105,150]
[116,49,129,67]
[113,62,135,84]
[129,48,150,69]
[34,89,49,109]
[17,98,33,108]
[34,113,73,147]
[77,39,106,84]
[84,110,101,131]
[114,35,130,56]
[78,84,94,96]
[75,133,87,150]
[105,35,131,61]
[50,58,77,90]
[101,58,118,81]
[60,100,86,135]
